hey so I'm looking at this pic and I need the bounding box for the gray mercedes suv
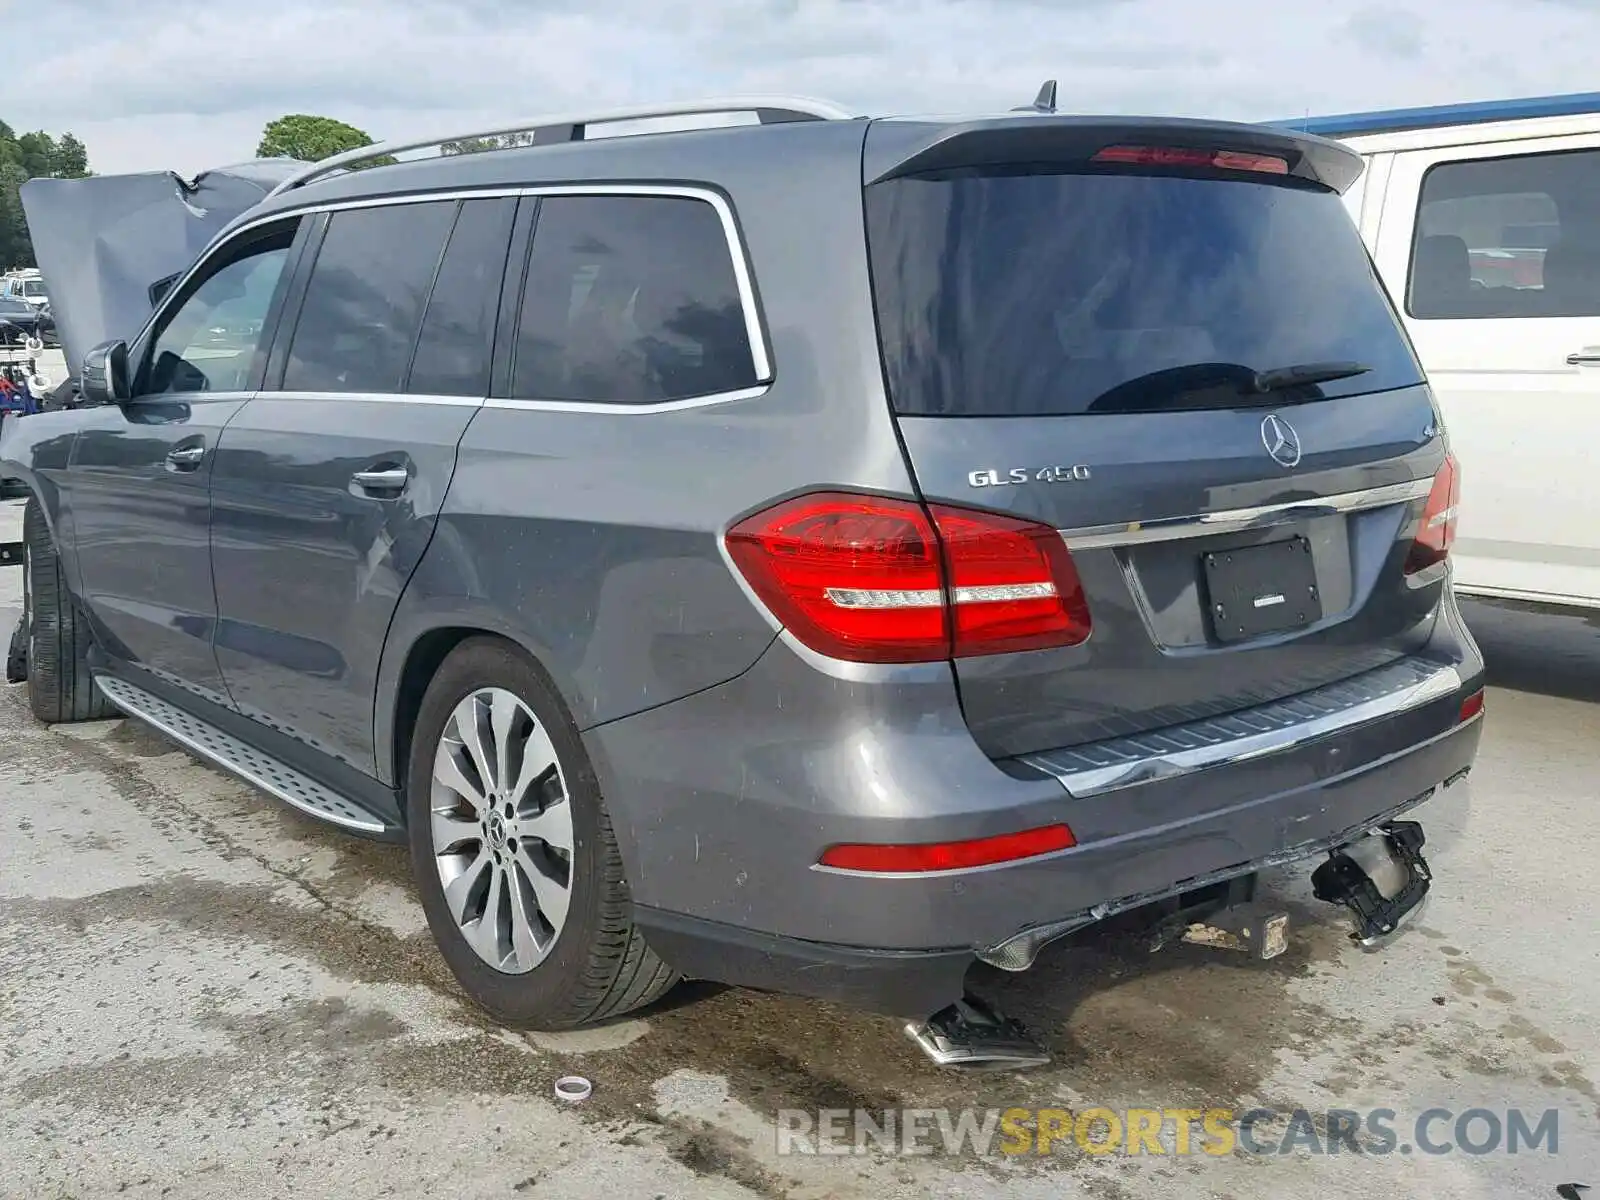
[3,92,1484,1067]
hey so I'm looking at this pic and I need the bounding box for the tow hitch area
[1311,820,1432,946]
[0,540,20,567]
[904,996,1052,1071]
[1147,873,1292,961]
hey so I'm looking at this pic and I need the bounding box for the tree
[52,134,90,179]
[0,122,94,268]
[256,114,379,163]
[0,162,31,268]
[441,132,534,156]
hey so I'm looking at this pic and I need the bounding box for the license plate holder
[1203,536,1321,643]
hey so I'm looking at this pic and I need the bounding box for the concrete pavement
[0,492,1595,1199]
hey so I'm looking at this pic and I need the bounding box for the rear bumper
[591,598,1485,1016]
[634,719,1478,1015]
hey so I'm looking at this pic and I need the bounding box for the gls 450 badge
[967,465,1093,488]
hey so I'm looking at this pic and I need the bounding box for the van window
[283,200,456,394]
[509,195,758,404]
[866,169,1422,418]
[407,197,516,397]
[1410,149,1600,319]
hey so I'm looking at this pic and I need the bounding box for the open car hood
[20,160,300,374]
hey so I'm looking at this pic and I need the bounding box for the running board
[93,674,393,835]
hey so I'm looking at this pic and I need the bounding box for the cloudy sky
[16,0,1600,177]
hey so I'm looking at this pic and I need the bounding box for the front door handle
[1566,347,1600,366]
[166,444,206,470]
[351,466,410,493]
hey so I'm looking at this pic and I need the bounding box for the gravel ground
[0,493,1595,1199]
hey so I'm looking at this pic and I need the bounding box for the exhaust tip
[904,997,1052,1071]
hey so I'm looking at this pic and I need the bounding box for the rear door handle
[351,466,410,493]
[1566,347,1600,365]
[165,444,206,470]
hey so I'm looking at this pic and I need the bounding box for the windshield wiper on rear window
[1251,361,1371,394]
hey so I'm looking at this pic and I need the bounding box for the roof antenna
[1013,80,1057,114]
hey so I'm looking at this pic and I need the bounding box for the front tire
[405,636,677,1029]
[22,499,116,723]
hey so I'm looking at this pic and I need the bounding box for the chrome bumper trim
[1019,656,1464,799]
[1058,477,1432,552]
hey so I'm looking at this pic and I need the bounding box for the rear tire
[405,636,678,1029]
[22,499,117,723]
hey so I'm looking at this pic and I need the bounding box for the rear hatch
[863,117,1449,759]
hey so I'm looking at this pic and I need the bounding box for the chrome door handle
[351,466,409,491]
[1566,348,1600,365]
[166,444,206,468]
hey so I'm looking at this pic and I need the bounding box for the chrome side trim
[484,384,771,416]
[1059,477,1433,552]
[93,674,389,835]
[269,389,483,407]
[1020,657,1464,799]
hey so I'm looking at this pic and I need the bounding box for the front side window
[1410,149,1600,319]
[509,194,759,404]
[283,200,457,394]
[142,229,295,397]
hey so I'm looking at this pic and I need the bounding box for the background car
[0,296,54,345]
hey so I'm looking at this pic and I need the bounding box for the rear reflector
[1405,453,1460,575]
[817,824,1077,873]
[1092,145,1290,175]
[725,492,1092,663]
[1459,689,1485,723]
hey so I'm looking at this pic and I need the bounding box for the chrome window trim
[484,383,771,415]
[1058,477,1433,552]
[268,389,484,408]
[1018,656,1465,802]
[147,184,773,406]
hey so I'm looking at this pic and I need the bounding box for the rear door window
[407,197,516,397]
[282,200,456,394]
[509,194,759,404]
[1408,149,1600,319]
[866,170,1423,417]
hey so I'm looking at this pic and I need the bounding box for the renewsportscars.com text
[775,1106,1562,1158]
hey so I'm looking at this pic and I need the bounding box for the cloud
[1340,5,1427,60]
[10,0,1600,175]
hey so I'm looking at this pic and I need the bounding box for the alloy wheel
[430,687,574,974]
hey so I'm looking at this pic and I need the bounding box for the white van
[1285,93,1600,611]
[1,270,47,309]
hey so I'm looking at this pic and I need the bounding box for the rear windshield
[866,169,1423,417]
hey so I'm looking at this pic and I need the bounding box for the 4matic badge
[968,465,1093,488]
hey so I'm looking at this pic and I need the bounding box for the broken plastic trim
[976,780,1449,972]
[1311,820,1432,946]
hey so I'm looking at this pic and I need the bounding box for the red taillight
[1092,145,1290,175]
[817,824,1077,873]
[1459,689,1485,723]
[724,492,1092,664]
[1405,454,1460,575]
[935,505,1094,657]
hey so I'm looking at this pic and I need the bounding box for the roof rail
[266,95,860,198]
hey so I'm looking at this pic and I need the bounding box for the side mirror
[80,340,131,406]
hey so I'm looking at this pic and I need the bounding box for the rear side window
[283,200,456,394]
[509,195,758,404]
[866,170,1423,417]
[408,197,516,396]
[1409,149,1600,319]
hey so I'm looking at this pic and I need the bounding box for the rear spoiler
[863,115,1365,194]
